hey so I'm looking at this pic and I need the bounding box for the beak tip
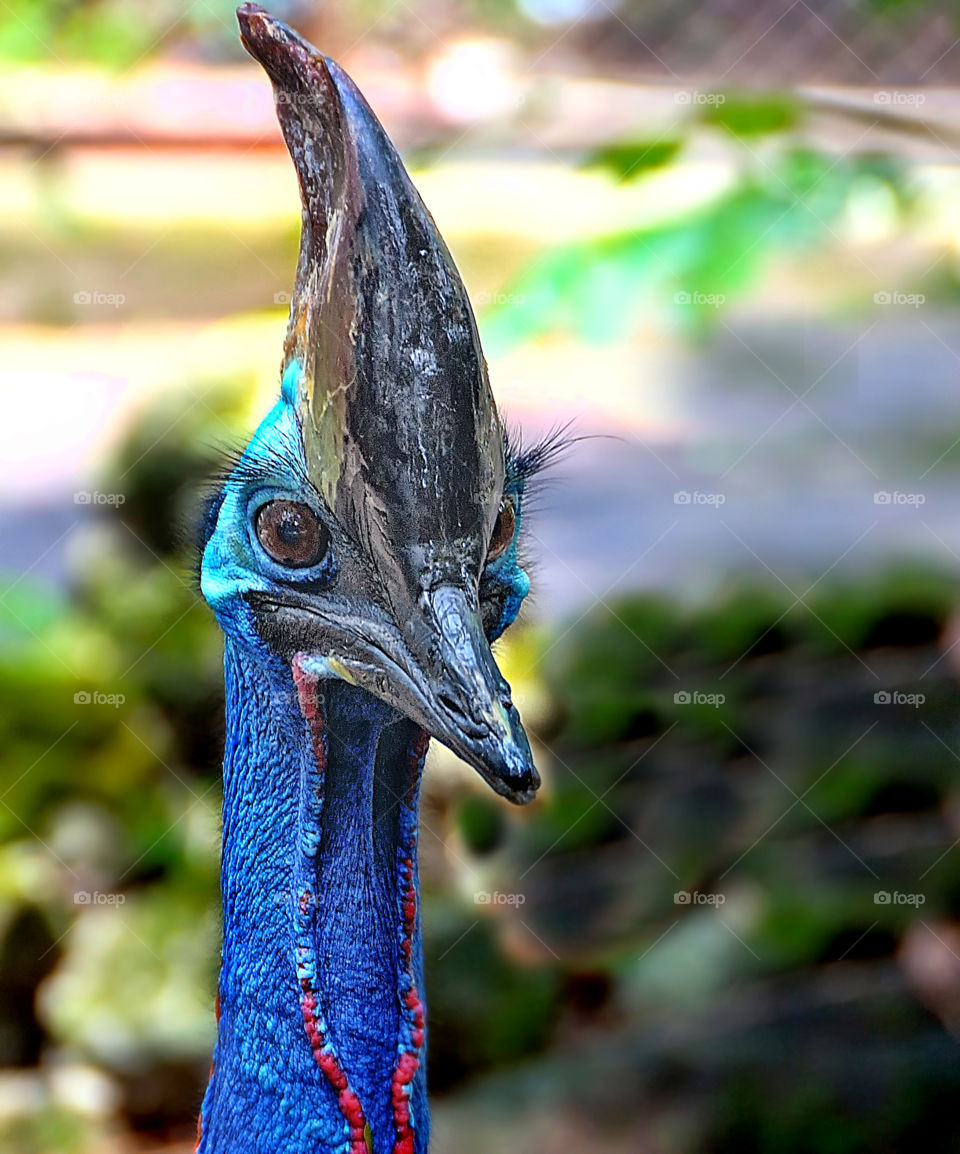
[483,747,540,806]
[512,779,541,806]
[498,779,540,807]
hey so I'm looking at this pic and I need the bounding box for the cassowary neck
[197,638,429,1154]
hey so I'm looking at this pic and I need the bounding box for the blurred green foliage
[2,377,960,1153]
[488,114,917,350]
[0,0,243,66]
[0,0,563,66]
[426,561,960,1151]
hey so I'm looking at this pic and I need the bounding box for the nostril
[437,691,486,738]
[438,692,468,723]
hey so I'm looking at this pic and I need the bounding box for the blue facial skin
[482,483,531,644]
[196,390,530,1154]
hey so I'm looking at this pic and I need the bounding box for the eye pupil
[486,499,516,563]
[276,510,304,546]
[255,501,328,568]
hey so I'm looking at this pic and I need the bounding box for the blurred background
[4,0,960,1150]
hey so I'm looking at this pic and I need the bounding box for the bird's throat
[198,641,429,1154]
[291,657,428,1154]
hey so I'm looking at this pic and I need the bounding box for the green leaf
[583,140,683,182]
[699,92,802,136]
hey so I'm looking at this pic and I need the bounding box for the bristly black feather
[189,425,318,588]
[504,422,576,492]
[206,424,314,495]
[191,419,573,591]
[191,440,249,561]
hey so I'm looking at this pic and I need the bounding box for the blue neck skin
[197,638,429,1154]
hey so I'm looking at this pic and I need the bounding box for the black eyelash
[195,415,575,589]
[192,424,318,564]
[504,422,576,495]
[207,428,313,493]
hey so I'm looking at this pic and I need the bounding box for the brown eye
[255,501,328,568]
[486,498,516,563]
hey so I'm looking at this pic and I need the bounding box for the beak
[408,584,539,803]
[252,585,540,804]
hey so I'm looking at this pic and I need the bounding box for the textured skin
[198,641,333,1152]
[196,639,430,1153]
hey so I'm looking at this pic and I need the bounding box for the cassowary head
[200,3,547,803]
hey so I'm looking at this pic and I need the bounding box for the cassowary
[195,6,548,1151]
